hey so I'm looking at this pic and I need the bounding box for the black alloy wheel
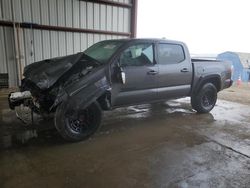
[55,102,102,142]
[191,83,217,113]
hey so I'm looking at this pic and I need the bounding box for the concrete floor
[0,90,250,188]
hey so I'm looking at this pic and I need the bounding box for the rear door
[112,42,158,106]
[156,43,192,99]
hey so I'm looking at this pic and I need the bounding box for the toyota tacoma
[8,39,233,141]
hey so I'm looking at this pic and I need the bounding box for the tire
[191,83,217,113]
[54,102,102,142]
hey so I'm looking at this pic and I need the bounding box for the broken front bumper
[8,91,32,110]
[8,91,35,124]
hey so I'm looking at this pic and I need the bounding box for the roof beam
[0,20,131,37]
[79,0,132,9]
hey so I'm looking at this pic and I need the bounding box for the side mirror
[120,70,126,84]
[116,58,126,84]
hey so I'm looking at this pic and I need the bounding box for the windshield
[84,41,124,64]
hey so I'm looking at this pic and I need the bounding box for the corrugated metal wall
[0,0,132,87]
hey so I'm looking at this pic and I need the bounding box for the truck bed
[191,58,221,63]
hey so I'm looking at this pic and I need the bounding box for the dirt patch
[218,84,250,105]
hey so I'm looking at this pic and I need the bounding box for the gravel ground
[218,83,250,105]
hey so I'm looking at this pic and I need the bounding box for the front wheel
[191,83,217,113]
[54,102,102,142]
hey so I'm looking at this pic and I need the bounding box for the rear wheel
[191,83,217,113]
[55,102,102,142]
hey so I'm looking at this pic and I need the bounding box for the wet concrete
[0,90,250,188]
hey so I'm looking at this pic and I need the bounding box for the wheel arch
[97,90,112,110]
[192,75,221,95]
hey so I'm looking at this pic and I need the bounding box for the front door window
[120,44,154,67]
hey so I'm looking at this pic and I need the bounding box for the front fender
[51,76,110,112]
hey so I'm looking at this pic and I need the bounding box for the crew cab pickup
[8,39,233,141]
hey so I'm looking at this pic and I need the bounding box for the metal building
[0,0,137,87]
[217,52,250,82]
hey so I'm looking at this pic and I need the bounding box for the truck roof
[103,38,186,46]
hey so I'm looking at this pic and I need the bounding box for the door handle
[181,68,189,73]
[147,70,158,75]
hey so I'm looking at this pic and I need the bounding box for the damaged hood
[23,53,97,90]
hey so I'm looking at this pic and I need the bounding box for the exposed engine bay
[8,52,104,123]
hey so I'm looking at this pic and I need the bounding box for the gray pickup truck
[8,39,232,141]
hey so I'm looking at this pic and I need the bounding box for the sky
[137,0,250,55]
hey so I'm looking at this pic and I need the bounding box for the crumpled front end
[8,80,60,123]
[23,53,84,90]
[8,60,109,125]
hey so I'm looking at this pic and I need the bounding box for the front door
[112,42,158,107]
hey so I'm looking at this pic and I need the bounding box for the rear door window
[158,43,185,64]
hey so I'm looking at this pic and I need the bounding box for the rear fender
[191,75,221,95]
